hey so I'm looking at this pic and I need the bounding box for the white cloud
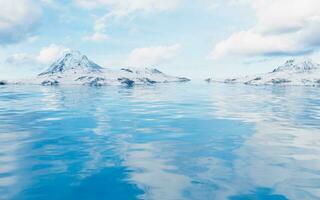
[26,36,39,44]
[6,53,34,65]
[40,0,54,4]
[77,0,181,42]
[83,17,109,42]
[0,0,42,44]
[83,32,109,42]
[211,30,303,59]
[206,0,251,8]
[74,0,180,16]
[211,0,320,59]
[128,44,181,67]
[6,44,69,66]
[36,44,70,65]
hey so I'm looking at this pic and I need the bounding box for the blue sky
[1,0,320,80]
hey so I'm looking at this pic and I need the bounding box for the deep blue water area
[0,83,319,200]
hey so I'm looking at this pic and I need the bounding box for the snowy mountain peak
[273,59,319,73]
[39,50,103,76]
[206,58,320,86]
[23,50,192,86]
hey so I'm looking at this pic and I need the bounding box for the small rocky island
[11,51,190,86]
[206,59,320,86]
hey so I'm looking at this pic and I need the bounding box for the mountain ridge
[39,51,103,76]
[10,50,190,86]
[206,59,320,86]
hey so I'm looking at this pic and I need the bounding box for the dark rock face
[41,80,59,86]
[270,78,291,84]
[118,78,135,87]
[302,79,312,84]
[0,81,7,85]
[75,76,94,81]
[86,77,106,86]
[150,69,163,74]
[177,77,191,82]
[244,77,263,85]
[121,68,134,73]
[253,77,262,81]
[138,78,157,84]
[224,78,237,83]
[75,76,107,86]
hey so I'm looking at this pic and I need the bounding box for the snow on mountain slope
[206,59,320,86]
[14,50,190,86]
[39,51,103,76]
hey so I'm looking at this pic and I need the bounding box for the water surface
[0,83,319,200]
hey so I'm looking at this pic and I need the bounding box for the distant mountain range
[206,59,320,86]
[4,50,190,86]
[1,53,320,87]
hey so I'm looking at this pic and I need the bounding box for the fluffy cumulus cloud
[0,0,42,45]
[211,0,320,59]
[128,44,181,67]
[6,44,69,66]
[36,44,69,65]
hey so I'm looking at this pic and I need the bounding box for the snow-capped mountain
[39,51,103,76]
[17,50,190,86]
[206,59,320,86]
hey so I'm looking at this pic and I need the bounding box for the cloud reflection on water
[0,84,320,200]
[209,84,320,199]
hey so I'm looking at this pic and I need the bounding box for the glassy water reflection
[0,83,319,200]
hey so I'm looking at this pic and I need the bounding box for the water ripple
[0,84,319,199]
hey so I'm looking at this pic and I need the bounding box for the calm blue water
[0,83,320,200]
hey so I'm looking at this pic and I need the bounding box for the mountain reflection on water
[0,83,319,200]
